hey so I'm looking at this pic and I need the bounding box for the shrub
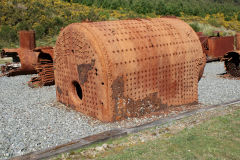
[208,18,221,27]
[16,21,30,31]
[0,25,17,43]
[189,22,200,32]
[87,9,100,21]
[33,23,46,39]
[132,0,155,14]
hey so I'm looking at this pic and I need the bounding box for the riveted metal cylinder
[54,18,206,122]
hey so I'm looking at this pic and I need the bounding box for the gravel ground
[1,62,240,159]
[198,62,240,105]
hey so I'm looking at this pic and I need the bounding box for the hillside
[0,0,240,49]
[70,0,240,17]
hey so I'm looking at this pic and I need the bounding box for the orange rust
[197,33,235,61]
[207,36,234,59]
[54,18,206,122]
[1,31,54,78]
[223,50,240,77]
[236,33,240,50]
[28,60,54,87]
[19,30,36,50]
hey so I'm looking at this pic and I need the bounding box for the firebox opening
[38,53,53,63]
[73,81,83,100]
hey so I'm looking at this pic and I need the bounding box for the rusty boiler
[54,18,206,122]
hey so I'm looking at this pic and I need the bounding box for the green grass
[188,21,236,36]
[36,35,58,47]
[97,109,240,160]
[51,108,240,160]
[0,35,57,51]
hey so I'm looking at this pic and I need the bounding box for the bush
[189,22,200,32]
[33,23,46,39]
[132,0,155,14]
[16,21,30,31]
[208,18,221,27]
[87,9,100,21]
[69,0,240,19]
[0,25,18,43]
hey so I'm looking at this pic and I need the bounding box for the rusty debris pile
[0,61,21,77]
[197,31,240,77]
[0,31,54,87]
[28,59,54,88]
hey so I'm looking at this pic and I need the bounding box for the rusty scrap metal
[223,51,240,77]
[0,30,55,86]
[236,33,240,50]
[220,33,240,77]
[28,59,54,87]
[197,32,235,61]
[54,18,206,122]
[197,32,240,77]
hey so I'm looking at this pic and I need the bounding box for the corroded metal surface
[236,33,240,50]
[28,59,54,88]
[197,33,235,61]
[207,36,234,59]
[0,31,54,82]
[54,18,206,122]
[28,47,55,87]
[222,33,240,77]
[223,50,240,77]
[19,30,36,50]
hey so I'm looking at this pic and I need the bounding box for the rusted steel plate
[54,18,206,122]
[197,34,209,56]
[19,30,36,50]
[196,33,236,61]
[206,36,234,59]
[236,33,240,50]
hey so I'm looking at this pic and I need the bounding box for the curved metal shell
[54,18,206,122]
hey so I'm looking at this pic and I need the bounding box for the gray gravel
[198,62,240,105]
[1,62,240,159]
[0,75,114,159]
